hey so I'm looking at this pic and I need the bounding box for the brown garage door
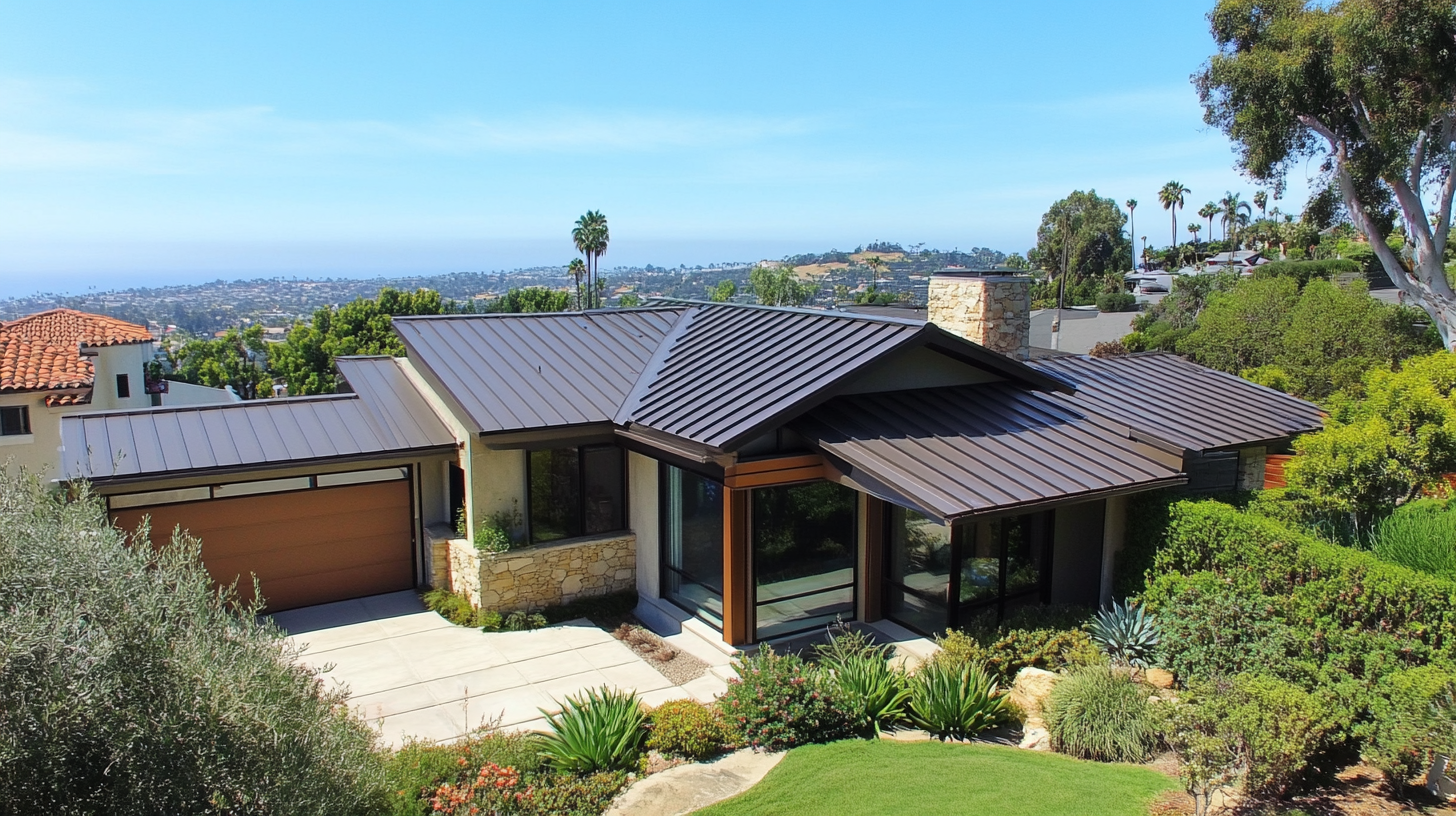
[112,479,414,611]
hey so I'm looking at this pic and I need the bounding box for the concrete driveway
[270,591,722,748]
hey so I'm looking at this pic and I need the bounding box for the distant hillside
[3,242,1010,335]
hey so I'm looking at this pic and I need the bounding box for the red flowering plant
[428,762,534,816]
[716,645,851,752]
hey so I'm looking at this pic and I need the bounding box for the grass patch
[696,740,1174,816]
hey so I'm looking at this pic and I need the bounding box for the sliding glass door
[661,464,725,627]
[885,505,1051,636]
[752,482,858,641]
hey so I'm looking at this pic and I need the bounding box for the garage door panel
[111,479,414,611]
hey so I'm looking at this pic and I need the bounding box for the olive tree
[0,473,386,814]
[1195,0,1456,346]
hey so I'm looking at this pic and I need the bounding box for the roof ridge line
[613,306,701,426]
[70,392,359,418]
[392,306,688,322]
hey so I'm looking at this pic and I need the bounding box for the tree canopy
[1028,190,1132,278]
[749,266,818,307]
[169,324,269,400]
[1195,0,1456,346]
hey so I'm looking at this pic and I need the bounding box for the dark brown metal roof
[60,393,455,483]
[1028,353,1325,452]
[392,309,684,435]
[792,384,1186,522]
[335,355,457,450]
[615,303,1068,451]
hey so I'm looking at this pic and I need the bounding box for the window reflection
[662,465,724,627]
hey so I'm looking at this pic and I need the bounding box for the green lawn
[695,740,1176,816]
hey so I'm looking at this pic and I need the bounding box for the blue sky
[0,1,1312,294]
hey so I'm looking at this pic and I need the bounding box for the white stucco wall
[161,379,240,406]
[0,392,60,481]
[88,342,154,411]
[629,451,660,599]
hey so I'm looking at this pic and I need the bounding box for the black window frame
[115,373,130,399]
[0,405,29,436]
[526,443,628,545]
[882,507,1053,636]
[749,481,860,642]
[658,461,726,630]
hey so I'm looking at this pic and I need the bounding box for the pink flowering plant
[716,646,851,752]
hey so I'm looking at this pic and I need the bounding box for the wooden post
[861,496,885,622]
[721,487,751,646]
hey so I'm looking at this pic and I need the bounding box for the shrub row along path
[270,591,730,748]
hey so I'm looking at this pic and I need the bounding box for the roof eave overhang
[60,444,459,488]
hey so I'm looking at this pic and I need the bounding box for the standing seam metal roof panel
[334,356,456,450]
[60,393,456,482]
[392,309,684,434]
[791,384,1185,521]
[1029,353,1325,451]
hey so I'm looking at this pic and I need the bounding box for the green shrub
[1362,665,1456,790]
[1096,292,1138,313]
[516,772,627,816]
[0,475,386,813]
[934,609,1102,682]
[1149,574,1297,682]
[906,660,1012,740]
[539,686,647,774]
[718,646,851,752]
[1188,674,1342,799]
[503,610,548,631]
[384,729,546,816]
[422,587,499,628]
[425,766,625,816]
[1088,600,1160,668]
[1371,499,1456,580]
[1043,667,1158,763]
[1251,258,1361,288]
[816,631,911,737]
[646,699,728,759]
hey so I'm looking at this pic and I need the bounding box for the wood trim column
[861,496,885,622]
[721,487,752,647]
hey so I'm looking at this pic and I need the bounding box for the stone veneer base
[437,532,637,612]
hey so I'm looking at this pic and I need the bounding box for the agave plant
[818,632,911,737]
[907,659,1011,740]
[538,686,646,774]
[1088,600,1160,668]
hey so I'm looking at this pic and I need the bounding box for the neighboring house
[58,273,1324,651]
[0,309,235,482]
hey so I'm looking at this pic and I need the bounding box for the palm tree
[1220,193,1252,251]
[1125,199,1137,268]
[567,258,587,310]
[1188,223,1202,255]
[1158,181,1191,249]
[572,211,610,308]
[1198,203,1219,245]
[1253,190,1268,218]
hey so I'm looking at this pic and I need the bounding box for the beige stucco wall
[629,451,660,600]
[926,275,1031,360]
[88,342,155,412]
[443,532,636,611]
[0,392,62,481]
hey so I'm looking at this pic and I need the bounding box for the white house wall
[88,343,154,411]
[162,380,240,406]
[628,451,660,600]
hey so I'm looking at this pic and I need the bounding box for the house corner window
[116,373,131,399]
[528,444,625,544]
[0,406,29,436]
[661,464,725,627]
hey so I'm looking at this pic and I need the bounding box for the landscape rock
[1018,726,1050,751]
[1009,667,1062,752]
[1145,668,1175,689]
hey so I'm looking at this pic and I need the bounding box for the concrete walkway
[270,591,728,748]
[603,750,784,816]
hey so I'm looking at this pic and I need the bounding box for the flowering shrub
[429,762,529,815]
[424,762,625,816]
[717,646,851,752]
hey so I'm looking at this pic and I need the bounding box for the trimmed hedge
[1251,259,1362,288]
[1141,500,1456,660]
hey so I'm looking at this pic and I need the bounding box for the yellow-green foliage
[646,700,728,760]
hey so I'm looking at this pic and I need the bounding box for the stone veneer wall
[438,532,637,611]
[926,274,1031,360]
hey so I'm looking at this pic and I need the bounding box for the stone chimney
[926,271,1031,360]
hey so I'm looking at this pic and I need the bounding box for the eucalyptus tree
[1196,0,1456,347]
[1159,181,1191,248]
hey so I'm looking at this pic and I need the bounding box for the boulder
[1018,726,1050,751]
[1145,668,1175,689]
[1009,667,1062,752]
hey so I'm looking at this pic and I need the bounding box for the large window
[528,445,625,544]
[885,506,1051,636]
[0,406,30,436]
[661,464,724,627]
[752,481,858,640]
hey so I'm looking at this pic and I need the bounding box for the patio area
[270,591,730,748]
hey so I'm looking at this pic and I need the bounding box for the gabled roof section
[335,356,457,450]
[1028,353,1325,452]
[614,302,1067,451]
[792,384,1185,522]
[0,309,152,393]
[61,393,456,483]
[392,309,685,435]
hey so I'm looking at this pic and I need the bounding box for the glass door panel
[886,506,952,636]
[752,481,858,641]
[662,465,725,627]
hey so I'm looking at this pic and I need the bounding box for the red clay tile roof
[0,309,151,393]
[45,392,93,407]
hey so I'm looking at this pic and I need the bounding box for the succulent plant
[1088,600,1160,668]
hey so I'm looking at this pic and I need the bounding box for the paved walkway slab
[603,750,784,816]
[270,591,729,748]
